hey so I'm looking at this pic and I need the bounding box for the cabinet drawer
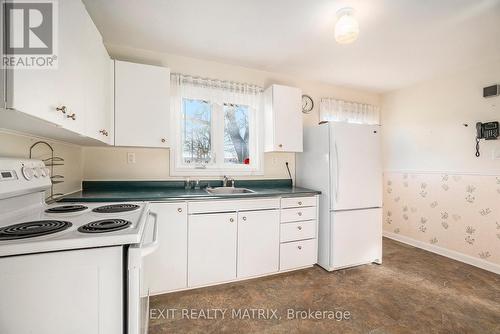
[280,220,316,242]
[280,207,316,223]
[280,239,317,271]
[281,196,316,209]
[189,198,279,214]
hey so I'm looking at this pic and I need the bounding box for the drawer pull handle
[56,106,67,114]
[297,212,302,216]
[242,216,247,221]
[298,246,302,250]
[229,218,234,223]
[298,201,302,205]
[177,208,182,213]
[66,113,76,120]
[297,226,302,230]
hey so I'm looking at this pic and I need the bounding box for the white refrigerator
[296,122,382,271]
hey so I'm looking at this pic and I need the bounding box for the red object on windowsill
[244,158,250,165]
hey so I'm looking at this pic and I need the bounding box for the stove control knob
[21,166,34,180]
[33,167,40,178]
[39,167,47,177]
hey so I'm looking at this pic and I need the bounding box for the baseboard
[383,231,500,275]
[149,265,315,296]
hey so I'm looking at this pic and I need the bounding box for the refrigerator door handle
[334,141,339,202]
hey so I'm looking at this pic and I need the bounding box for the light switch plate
[127,152,136,164]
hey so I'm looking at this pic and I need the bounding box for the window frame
[170,89,263,176]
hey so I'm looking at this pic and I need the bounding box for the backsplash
[383,172,500,267]
[0,131,83,197]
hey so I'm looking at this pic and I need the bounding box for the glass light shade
[334,11,359,44]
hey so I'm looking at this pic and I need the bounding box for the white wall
[381,59,500,270]
[0,131,83,197]
[82,45,380,181]
[382,59,500,174]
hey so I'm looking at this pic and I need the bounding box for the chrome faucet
[222,175,234,187]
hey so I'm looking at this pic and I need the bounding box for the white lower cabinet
[143,202,188,294]
[237,210,280,278]
[188,212,237,287]
[280,239,317,271]
[280,220,316,243]
[153,196,318,293]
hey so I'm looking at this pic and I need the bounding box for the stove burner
[0,220,72,240]
[92,204,140,214]
[45,205,88,214]
[78,219,132,233]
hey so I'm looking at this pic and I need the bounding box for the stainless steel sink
[205,187,255,195]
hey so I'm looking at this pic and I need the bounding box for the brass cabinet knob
[66,113,76,120]
[56,106,67,114]
[297,226,302,230]
[298,212,302,216]
[298,201,302,205]
[242,216,247,221]
[298,246,302,250]
[161,138,166,143]
[229,218,234,223]
[177,208,182,213]
[278,144,283,148]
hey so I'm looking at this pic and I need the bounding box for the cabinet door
[8,0,87,132]
[143,203,188,294]
[237,210,279,278]
[272,85,302,152]
[82,14,113,144]
[114,61,170,148]
[188,213,237,287]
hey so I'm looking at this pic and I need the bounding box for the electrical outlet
[127,152,136,164]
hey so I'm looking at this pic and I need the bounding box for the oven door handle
[140,211,159,257]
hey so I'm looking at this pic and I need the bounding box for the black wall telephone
[475,121,499,157]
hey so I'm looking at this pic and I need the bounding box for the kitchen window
[171,74,263,176]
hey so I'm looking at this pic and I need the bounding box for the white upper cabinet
[6,0,88,131]
[82,10,114,145]
[1,0,113,145]
[264,84,303,152]
[114,61,170,148]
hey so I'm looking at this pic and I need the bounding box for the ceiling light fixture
[334,7,359,44]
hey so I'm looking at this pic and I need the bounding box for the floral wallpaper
[383,172,500,266]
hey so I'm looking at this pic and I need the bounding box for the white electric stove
[0,158,157,334]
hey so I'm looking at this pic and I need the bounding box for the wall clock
[302,95,314,114]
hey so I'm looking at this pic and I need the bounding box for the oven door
[128,210,159,334]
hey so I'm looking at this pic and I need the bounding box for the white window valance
[320,98,380,125]
[170,73,263,109]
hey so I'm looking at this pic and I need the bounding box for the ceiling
[82,0,500,92]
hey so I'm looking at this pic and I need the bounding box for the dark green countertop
[58,179,321,203]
